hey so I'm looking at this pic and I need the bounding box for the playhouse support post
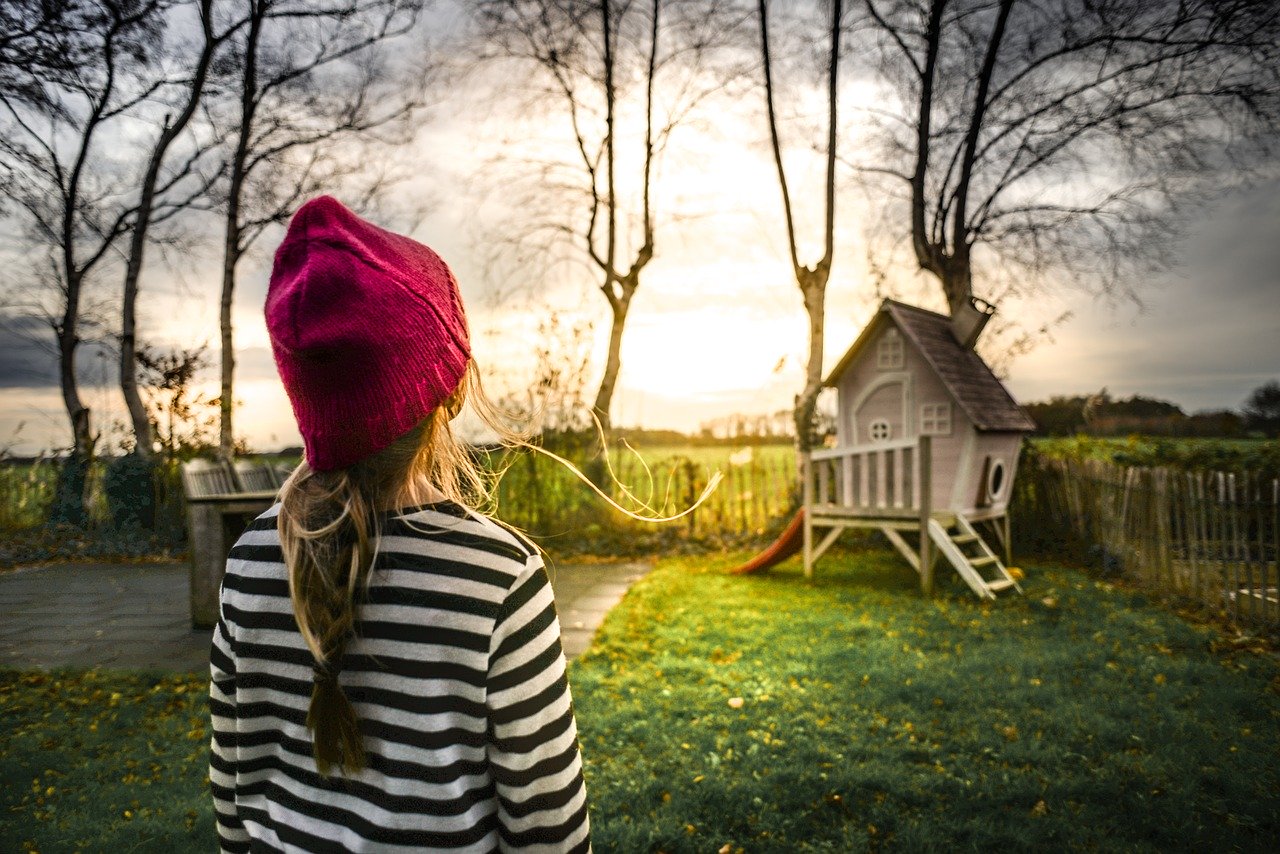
[1002,512,1013,566]
[802,452,814,580]
[918,435,933,596]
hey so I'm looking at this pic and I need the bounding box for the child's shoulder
[386,501,539,567]
[477,514,540,559]
[253,502,282,525]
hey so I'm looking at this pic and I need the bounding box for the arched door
[850,373,911,444]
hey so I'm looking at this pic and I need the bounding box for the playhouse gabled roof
[824,298,1036,433]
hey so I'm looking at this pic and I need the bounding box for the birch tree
[757,0,845,451]
[118,0,232,462]
[474,0,738,433]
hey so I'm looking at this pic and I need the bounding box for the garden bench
[181,459,291,628]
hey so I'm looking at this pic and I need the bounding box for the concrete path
[0,559,651,672]
[545,559,651,659]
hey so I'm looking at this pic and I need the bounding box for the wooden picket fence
[495,449,798,540]
[1013,454,1279,630]
[623,453,798,538]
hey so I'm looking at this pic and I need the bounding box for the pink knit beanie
[266,195,470,472]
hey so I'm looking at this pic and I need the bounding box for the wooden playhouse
[803,297,1036,598]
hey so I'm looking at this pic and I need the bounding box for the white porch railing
[805,436,931,515]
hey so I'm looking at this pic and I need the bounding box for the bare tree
[757,0,845,451]
[854,0,1280,317]
[0,0,170,523]
[211,0,427,459]
[0,2,112,113]
[119,0,232,463]
[474,0,739,433]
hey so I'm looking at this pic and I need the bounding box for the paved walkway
[0,559,651,671]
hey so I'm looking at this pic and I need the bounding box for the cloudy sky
[1,5,1277,456]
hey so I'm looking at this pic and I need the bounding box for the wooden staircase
[925,515,1023,600]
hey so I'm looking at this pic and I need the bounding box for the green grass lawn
[0,670,214,851]
[571,549,1280,852]
[2,548,1277,852]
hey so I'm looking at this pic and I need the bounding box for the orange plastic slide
[729,509,805,574]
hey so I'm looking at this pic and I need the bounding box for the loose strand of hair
[276,358,723,777]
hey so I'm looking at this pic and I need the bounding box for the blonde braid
[279,469,378,776]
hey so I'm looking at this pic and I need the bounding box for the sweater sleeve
[486,554,591,853]
[209,586,250,854]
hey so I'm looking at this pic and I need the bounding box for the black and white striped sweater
[208,500,591,853]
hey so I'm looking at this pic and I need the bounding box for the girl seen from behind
[208,196,591,852]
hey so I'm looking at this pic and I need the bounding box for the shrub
[103,453,158,532]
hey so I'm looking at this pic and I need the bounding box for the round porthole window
[987,458,1006,499]
[869,420,891,442]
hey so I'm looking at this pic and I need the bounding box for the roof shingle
[825,299,1036,433]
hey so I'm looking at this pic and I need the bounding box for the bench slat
[181,459,238,498]
[232,460,278,492]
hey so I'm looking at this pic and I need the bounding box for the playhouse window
[920,402,952,435]
[877,330,903,369]
[869,419,891,442]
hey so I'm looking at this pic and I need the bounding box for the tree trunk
[121,196,157,460]
[121,0,215,461]
[120,188,154,461]
[758,0,839,456]
[910,0,947,281]
[46,3,142,526]
[119,314,152,457]
[794,272,828,452]
[942,257,972,316]
[52,303,93,526]
[218,241,240,460]
[219,5,260,461]
[591,284,633,433]
[592,0,620,438]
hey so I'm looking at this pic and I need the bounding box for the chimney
[950,295,995,350]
